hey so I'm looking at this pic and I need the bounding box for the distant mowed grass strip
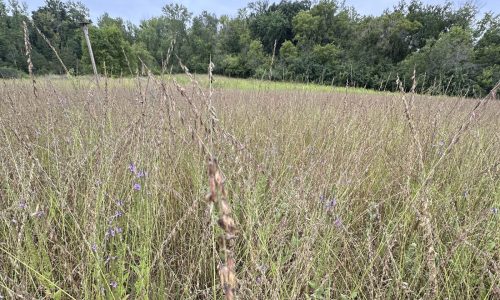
[166,74,385,94]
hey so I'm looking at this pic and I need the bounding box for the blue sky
[24,0,500,24]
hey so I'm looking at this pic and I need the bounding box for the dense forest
[0,0,498,96]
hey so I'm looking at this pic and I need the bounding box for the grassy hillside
[0,76,499,299]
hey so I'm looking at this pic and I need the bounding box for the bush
[0,67,25,79]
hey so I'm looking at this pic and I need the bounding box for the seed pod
[206,156,237,299]
[227,257,236,270]
[225,233,237,241]
[215,170,223,185]
[220,199,231,215]
[219,265,230,289]
[218,215,236,233]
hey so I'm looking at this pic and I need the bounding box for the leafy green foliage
[185,11,218,72]
[30,0,88,74]
[0,66,24,78]
[0,0,30,72]
[81,25,135,75]
[401,26,476,93]
[0,0,498,97]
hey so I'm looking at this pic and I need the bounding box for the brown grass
[0,75,499,299]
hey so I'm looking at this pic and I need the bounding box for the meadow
[0,75,499,299]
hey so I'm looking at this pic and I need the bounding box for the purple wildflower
[136,170,146,178]
[105,227,116,238]
[492,207,498,214]
[325,197,337,210]
[32,210,45,218]
[108,210,124,224]
[334,217,342,228]
[104,256,117,264]
[91,243,98,252]
[133,183,141,191]
[128,163,136,174]
[19,202,27,209]
[116,200,124,206]
[105,227,123,238]
[319,195,325,202]
[110,281,118,289]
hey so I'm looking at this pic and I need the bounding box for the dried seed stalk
[22,21,37,98]
[397,72,437,298]
[206,158,237,299]
[32,23,70,77]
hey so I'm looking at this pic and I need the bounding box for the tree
[268,0,311,44]
[0,0,29,72]
[247,0,311,54]
[401,26,476,94]
[0,0,10,68]
[137,17,170,70]
[162,3,191,66]
[81,24,136,75]
[246,39,268,75]
[220,54,247,77]
[249,10,288,53]
[292,11,320,47]
[404,0,477,50]
[311,42,340,81]
[474,13,500,96]
[185,11,218,72]
[278,40,298,80]
[31,0,89,74]
[218,10,251,55]
[135,3,192,71]
[0,0,491,96]
[98,13,137,43]
[356,12,421,64]
[217,10,252,76]
[279,40,297,64]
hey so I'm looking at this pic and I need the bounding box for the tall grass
[0,74,499,299]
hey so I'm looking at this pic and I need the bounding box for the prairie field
[0,76,499,299]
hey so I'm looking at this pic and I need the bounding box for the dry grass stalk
[396,71,424,172]
[122,47,133,75]
[32,22,70,77]
[177,57,212,116]
[424,80,499,182]
[419,190,438,300]
[206,158,238,299]
[141,63,241,300]
[174,59,249,160]
[397,72,438,298]
[408,79,499,299]
[161,39,175,75]
[150,194,201,270]
[269,39,277,80]
[22,21,37,98]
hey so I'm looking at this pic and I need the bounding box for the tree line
[0,0,498,97]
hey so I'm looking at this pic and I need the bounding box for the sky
[23,0,500,25]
